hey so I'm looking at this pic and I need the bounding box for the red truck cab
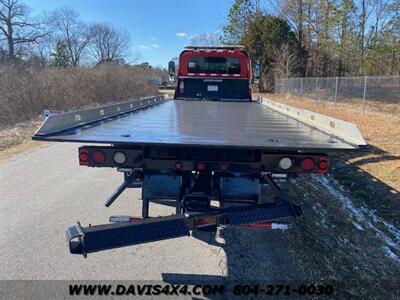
[169,46,259,102]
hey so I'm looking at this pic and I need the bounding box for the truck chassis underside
[66,140,332,256]
[67,167,302,257]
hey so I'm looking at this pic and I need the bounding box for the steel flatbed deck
[33,97,364,151]
[32,96,368,256]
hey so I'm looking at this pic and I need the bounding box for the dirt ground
[0,120,47,161]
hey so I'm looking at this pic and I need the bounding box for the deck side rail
[34,95,168,136]
[261,97,367,147]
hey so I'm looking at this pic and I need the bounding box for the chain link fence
[275,76,400,114]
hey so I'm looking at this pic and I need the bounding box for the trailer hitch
[66,201,302,257]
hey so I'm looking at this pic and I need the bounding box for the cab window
[188,57,241,74]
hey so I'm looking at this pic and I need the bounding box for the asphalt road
[0,143,296,283]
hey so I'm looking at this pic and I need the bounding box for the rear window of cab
[188,56,241,74]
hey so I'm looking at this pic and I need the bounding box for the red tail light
[197,163,206,171]
[92,150,105,164]
[220,163,229,171]
[175,161,183,170]
[318,157,329,174]
[300,158,314,171]
[79,148,89,165]
[179,81,184,94]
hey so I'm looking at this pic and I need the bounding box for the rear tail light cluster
[277,155,329,173]
[79,148,89,165]
[219,163,229,171]
[175,161,183,170]
[92,150,105,164]
[299,157,329,173]
[79,147,130,166]
[113,151,127,164]
[318,156,329,174]
[197,162,206,171]
[80,148,106,165]
[300,158,314,171]
[278,157,293,170]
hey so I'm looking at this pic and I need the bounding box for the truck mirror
[252,61,261,84]
[168,61,176,76]
[253,61,261,79]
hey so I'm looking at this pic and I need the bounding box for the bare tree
[357,0,395,75]
[189,33,221,46]
[0,44,5,61]
[88,23,130,63]
[27,31,52,63]
[272,43,299,78]
[0,0,47,60]
[48,7,91,66]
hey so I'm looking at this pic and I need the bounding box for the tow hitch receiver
[67,202,302,256]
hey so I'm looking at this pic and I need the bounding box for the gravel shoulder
[0,120,48,161]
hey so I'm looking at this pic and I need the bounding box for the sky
[24,0,234,68]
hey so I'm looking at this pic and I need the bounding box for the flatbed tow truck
[33,46,367,257]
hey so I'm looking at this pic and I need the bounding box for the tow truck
[33,46,367,257]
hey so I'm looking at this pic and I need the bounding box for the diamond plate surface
[226,203,302,225]
[80,216,189,254]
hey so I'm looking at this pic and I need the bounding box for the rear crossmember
[67,201,302,257]
[65,144,328,257]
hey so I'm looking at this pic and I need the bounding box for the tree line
[0,0,167,126]
[221,0,400,89]
[0,0,132,66]
[2,0,398,80]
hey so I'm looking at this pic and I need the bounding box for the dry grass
[0,121,48,161]
[0,63,161,160]
[258,93,400,191]
[257,93,400,296]
[158,89,175,98]
[0,63,159,125]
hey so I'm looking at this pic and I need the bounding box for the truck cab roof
[178,46,250,78]
[184,45,245,51]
